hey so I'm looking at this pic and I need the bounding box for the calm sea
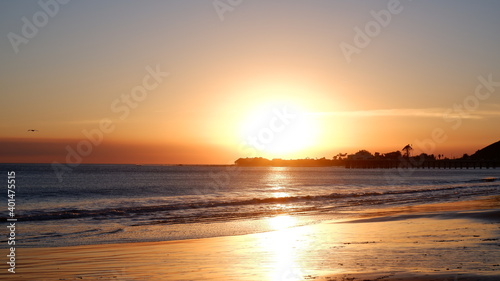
[1,164,499,247]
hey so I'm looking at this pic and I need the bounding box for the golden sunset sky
[1,0,500,164]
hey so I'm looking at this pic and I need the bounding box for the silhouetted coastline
[235,140,500,169]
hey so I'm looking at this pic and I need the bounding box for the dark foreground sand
[1,196,499,280]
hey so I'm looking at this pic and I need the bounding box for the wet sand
[1,196,499,280]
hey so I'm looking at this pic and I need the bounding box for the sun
[238,100,318,158]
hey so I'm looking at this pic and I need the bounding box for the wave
[463,177,497,183]
[12,183,498,223]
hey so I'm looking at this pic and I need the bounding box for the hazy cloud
[309,108,500,119]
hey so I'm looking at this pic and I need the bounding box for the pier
[345,159,499,169]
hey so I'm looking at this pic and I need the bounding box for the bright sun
[239,101,318,158]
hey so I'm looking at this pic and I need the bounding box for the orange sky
[1,1,500,164]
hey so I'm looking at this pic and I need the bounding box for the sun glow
[238,101,318,158]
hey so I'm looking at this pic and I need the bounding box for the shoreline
[2,196,499,280]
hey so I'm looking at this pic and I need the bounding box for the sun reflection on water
[258,215,310,281]
[257,168,310,280]
[268,215,295,230]
[271,191,289,198]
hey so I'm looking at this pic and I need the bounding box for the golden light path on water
[257,167,314,280]
[258,215,309,281]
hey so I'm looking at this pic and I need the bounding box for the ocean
[1,163,499,248]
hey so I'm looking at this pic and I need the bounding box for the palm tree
[402,144,413,158]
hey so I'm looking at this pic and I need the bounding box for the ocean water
[1,164,499,247]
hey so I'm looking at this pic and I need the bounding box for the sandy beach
[2,196,499,281]
[3,0,500,279]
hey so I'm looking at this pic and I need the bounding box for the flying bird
[27,129,39,132]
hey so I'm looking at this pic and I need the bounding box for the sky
[1,0,500,164]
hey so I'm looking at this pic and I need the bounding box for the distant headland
[235,140,500,169]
